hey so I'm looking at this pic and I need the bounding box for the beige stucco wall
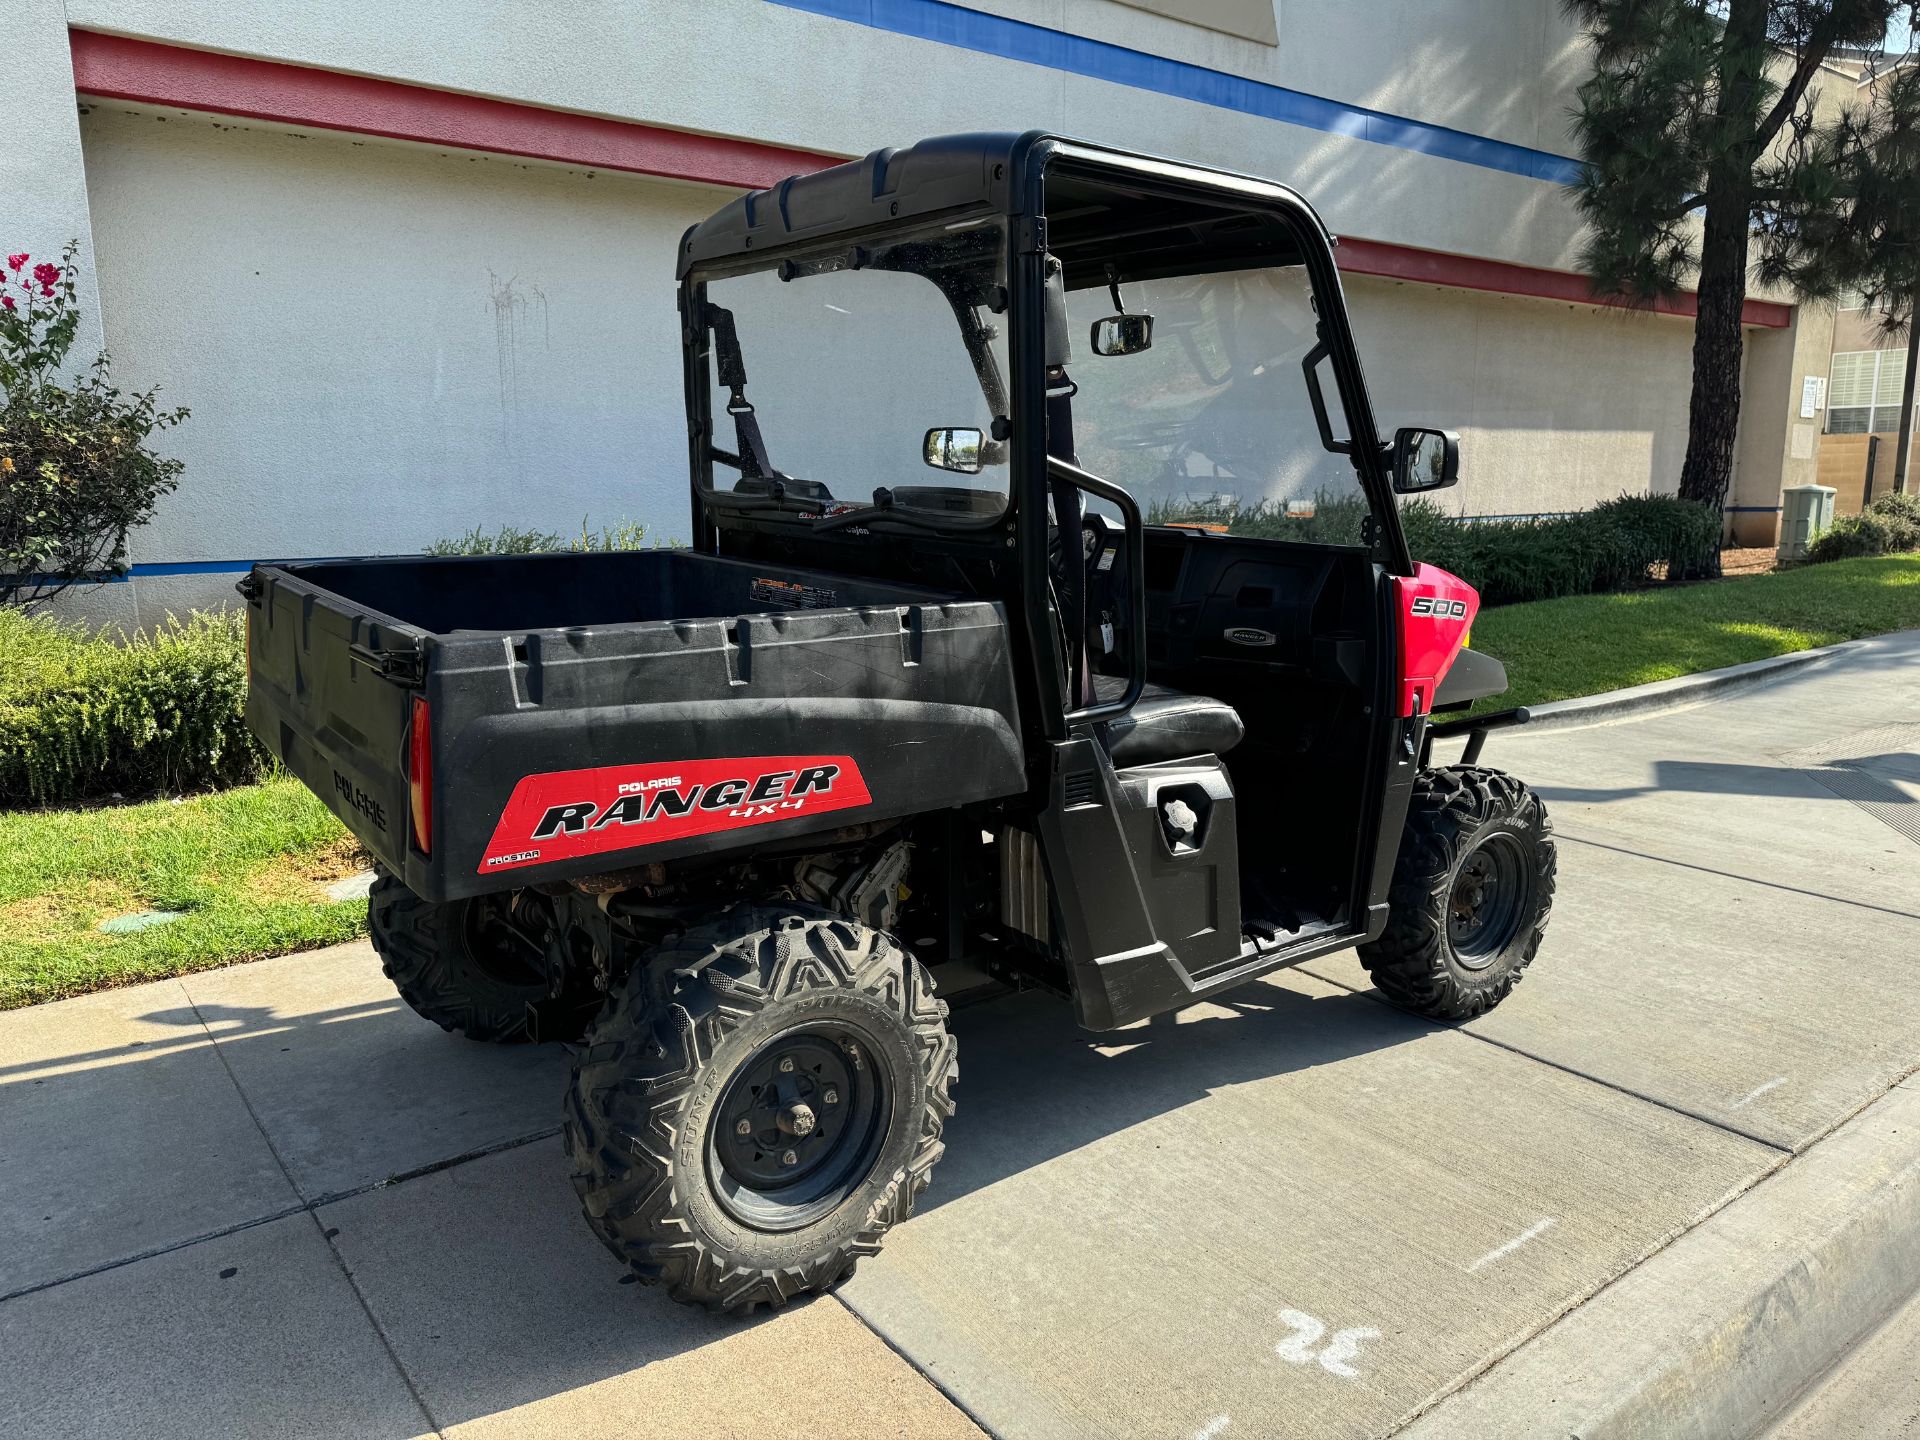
[1729,302,1838,546]
[7,0,1837,620]
[1346,277,1698,516]
[73,105,721,624]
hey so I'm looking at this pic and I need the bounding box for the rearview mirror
[923,427,984,474]
[1391,427,1460,493]
[1090,313,1155,357]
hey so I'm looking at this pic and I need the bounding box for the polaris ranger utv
[243,132,1555,1313]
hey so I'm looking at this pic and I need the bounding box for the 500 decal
[1410,595,1469,620]
[479,755,870,873]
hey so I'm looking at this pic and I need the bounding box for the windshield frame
[680,205,1019,546]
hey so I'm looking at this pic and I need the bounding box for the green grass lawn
[1470,552,1920,712]
[0,775,366,1009]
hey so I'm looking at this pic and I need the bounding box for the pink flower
[40,285,54,298]
[5,253,26,272]
[1,295,13,311]
[31,262,58,288]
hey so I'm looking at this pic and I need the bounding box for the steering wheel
[1080,512,1112,572]
[1106,420,1189,451]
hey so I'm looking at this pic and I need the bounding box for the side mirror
[923,426,984,474]
[1090,313,1155,357]
[1391,426,1460,493]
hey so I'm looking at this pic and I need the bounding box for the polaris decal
[1409,596,1469,620]
[332,770,388,832]
[479,755,871,873]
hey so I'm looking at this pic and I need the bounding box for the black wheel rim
[1447,833,1530,969]
[708,1023,893,1233]
[460,893,550,990]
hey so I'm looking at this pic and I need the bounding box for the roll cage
[675,130,1415,741]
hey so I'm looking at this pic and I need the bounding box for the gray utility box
[1778,483,1837,562]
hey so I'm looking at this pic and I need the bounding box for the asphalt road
[5,630,1919,1439]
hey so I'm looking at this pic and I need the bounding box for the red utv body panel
[1391,564,1480,716]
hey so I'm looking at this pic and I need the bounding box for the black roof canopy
[676,130,1331,284]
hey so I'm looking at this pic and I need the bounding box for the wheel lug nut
[823,1088,839,1106]
[781,1149,799,1166]
[735,1119,752,1136]
[777,1058,795,1074]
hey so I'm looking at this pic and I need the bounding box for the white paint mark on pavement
[1467,1216,1557,1273]
[1193,1414,1231,1440]
[1275,1309,1326,1364]
[1731,1076,1788,1109]
[1274,1309,1378,1378]
[1318,1328,1380,1378]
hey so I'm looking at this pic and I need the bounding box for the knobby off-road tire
[564,903,956,1314]
[1358,765,1556,1021]
[368,870,561,1043]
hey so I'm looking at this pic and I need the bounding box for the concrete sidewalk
[5,631,1919,1439]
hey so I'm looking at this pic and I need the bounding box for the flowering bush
[0,241,188,610]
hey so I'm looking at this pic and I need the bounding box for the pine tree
[1566,0,1920,575]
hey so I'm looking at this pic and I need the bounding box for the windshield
[699,219,1010,522]
[1066,266,1371,546]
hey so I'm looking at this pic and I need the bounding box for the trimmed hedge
[1806,492,1920,565]
[1153,492,1721,608]
[0,609,264,806]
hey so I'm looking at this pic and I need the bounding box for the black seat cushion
[1094,676,1245,766]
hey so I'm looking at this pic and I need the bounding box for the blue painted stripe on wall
[83,558,353,583]
[131,559,258,578]
[765,0,1583,184]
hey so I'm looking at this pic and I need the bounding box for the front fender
[1433,646,1508,709]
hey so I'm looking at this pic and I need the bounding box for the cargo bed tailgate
[242,564,423,874]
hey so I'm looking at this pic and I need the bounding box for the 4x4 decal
[480,755,870,873]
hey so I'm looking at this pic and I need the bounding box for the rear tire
[563,903,956,1314]
[368,871,567,1043]
[1358,765,1555,1020]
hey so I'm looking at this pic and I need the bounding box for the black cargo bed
[243,550,1028,902]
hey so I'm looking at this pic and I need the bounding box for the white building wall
[79,105,717,624]
[5,1,1789,620]
[4,0,104,358]
[1346,278,1698,516]
[65,0,1596,272]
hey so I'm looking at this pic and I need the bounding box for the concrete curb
[1399,1081,1920,1440]
[1517,642,1854,732]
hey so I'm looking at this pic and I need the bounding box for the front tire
[368,871,567,1043]
[563,903,956,1314]
[1358,766,1555,1020]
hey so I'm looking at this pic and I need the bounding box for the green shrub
[1148,491,1719,607]
[1,240,189,609]
[0,609,263,805]
[427,517,666,556]
[1805,492,1920,565]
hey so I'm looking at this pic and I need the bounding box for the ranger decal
[478,755,871,873]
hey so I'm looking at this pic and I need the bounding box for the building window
[1827,349,1914,433]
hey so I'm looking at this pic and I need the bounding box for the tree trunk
[1673,0,1770,581]
[1675,195,1751,577]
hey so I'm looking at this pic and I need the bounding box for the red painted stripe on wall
[1337,236,1791,329]
[68,30,838,191]
[68,31,1792,330]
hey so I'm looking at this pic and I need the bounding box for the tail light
[408,695,432,855]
